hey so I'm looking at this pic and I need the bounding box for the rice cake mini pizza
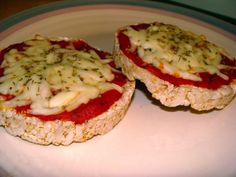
[114,22,236,111]
[0,35,135,145]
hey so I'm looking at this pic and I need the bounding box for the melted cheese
[125,23,234,81]
[0,36,122,115]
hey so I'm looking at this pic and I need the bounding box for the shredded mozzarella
[125,23,234,81]
[0,36,123,115]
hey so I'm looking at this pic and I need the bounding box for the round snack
[0,35,135,145]
[114,22,236,111]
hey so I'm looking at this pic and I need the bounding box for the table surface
[0,0,61,20]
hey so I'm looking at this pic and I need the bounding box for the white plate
[0,1,236,177]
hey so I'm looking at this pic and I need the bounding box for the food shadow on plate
[135,80,215,114]
[0,166,12,177]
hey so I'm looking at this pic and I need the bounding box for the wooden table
[0,0,61,20]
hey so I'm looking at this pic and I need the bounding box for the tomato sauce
[15,89,122,124]
[118,23,236,90]
[0,39,127,124]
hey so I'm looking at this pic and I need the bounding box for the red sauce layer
[118,23,236,90]
[15,89,122,124]
[0,39,127,124]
